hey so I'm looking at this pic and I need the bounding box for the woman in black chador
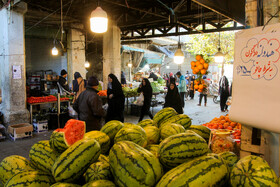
[164,82,183,114]
[106,74,125,122]
[137,78,153,122]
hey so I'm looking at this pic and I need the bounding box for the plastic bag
[68,105,78,117]
[135,93,144,106]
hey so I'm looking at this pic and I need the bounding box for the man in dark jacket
[58,69,70,92]
[73,76,106,131]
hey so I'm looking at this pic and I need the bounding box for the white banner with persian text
[229,23,280,133]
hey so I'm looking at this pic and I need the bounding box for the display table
[27,100,70,128]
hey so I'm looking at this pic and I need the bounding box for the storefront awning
[139,51,165,68]
[121,45,145,53]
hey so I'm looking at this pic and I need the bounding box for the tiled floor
[0,93,226,162]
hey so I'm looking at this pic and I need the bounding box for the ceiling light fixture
[90,1,108,33]
[85,61,90,68]
[52,46,58,56]
[174,36,184,64]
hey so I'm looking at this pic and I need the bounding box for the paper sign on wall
[229,23,280,133]
[12,65,22,79]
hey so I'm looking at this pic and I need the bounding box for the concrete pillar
[67,25,87,87]
[103,21,121,87]
[0,2,30,125]
[263,0,279,24]
[245,0,258,28]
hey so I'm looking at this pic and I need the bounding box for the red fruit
[235,136,241,139]
[227,126,233,130]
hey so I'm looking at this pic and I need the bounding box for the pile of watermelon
[0,109,279,187]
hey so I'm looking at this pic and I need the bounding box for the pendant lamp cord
[61,0,63,43]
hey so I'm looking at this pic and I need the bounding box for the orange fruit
[194,85,199,90]
[192,70,197,74]
[194,80,200,85]
[198,89,203,93]
[197,64,204,70]
[200,58,205,64]
[220,120,226,124]
[198,84,204,89]
[194,67,200,74]
[191,61,196,66]
[203,63,209,69]
[195,61,201,66]
[196,55,202,61]
[200,69,206,75]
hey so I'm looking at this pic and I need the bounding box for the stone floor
[0,93,227,162]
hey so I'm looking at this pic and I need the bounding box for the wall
[25,37,67,76]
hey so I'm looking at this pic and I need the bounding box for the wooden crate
[240,125,270,163]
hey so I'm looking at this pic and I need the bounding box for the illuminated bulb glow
[90,7,108,33]
[85,62,90,68]
[128,63,132,68]
[166,66,170,69]
[52,47,58,56]
[214,51,224,63]
[173,48,184,64]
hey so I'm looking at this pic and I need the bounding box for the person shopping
[176,72,187,107]
[73,76,106,132]
[198,75,210,107]
[219,76,230,112]
[72,72,86,102]
[137,78,153,122]
[105,74,125,123]
[164,83,183,114]
[189,75,195,99]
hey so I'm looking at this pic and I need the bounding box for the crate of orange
[202,114,242,144]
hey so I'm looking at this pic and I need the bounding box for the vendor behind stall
[149,71,158,81]
[58,69,70,92]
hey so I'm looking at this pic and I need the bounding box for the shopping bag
[68,105,78,117]
[135,93,144,106]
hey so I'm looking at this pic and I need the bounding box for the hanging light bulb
[174,36,184,64]
[166,65,170,69]
[90,6,108,33]
[214,32,224,63]
[85,61,90,68]
[214,48,224,63]
[128,63,132,68]
[52,47,58,56]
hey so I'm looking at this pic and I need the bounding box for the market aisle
[0,93,225,161]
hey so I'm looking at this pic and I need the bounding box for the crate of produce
[8,123,33,141]
[33,120,48,133]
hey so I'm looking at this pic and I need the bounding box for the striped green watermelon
[5,170,55,187]
[29,140,60,174]
[188,125,211,141]
[123,122,135,127]
[83,180,115,187]
[144,126,160,144]
[160,123,185,140]
[83,161,112,183]
[153,108,177,127]
[158,132,209,168]
[160,114,192,129]
[52,139,101,183]
[0,155,34,184]
[100,120,124,143]
[146,144,159,158]
[84,131,110,154]
[97,154,109,163]
[50,119,86,152]
[109,141,163,187]
[218,151,238,171]
[51,183,81,187]
[137,119,154,128]
[230,155,278,187]
[114,125,147,147]
[156,155,229,187]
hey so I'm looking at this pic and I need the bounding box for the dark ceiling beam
[192,0,245,25]
[174,0,188,12]
[121,24,244,40]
